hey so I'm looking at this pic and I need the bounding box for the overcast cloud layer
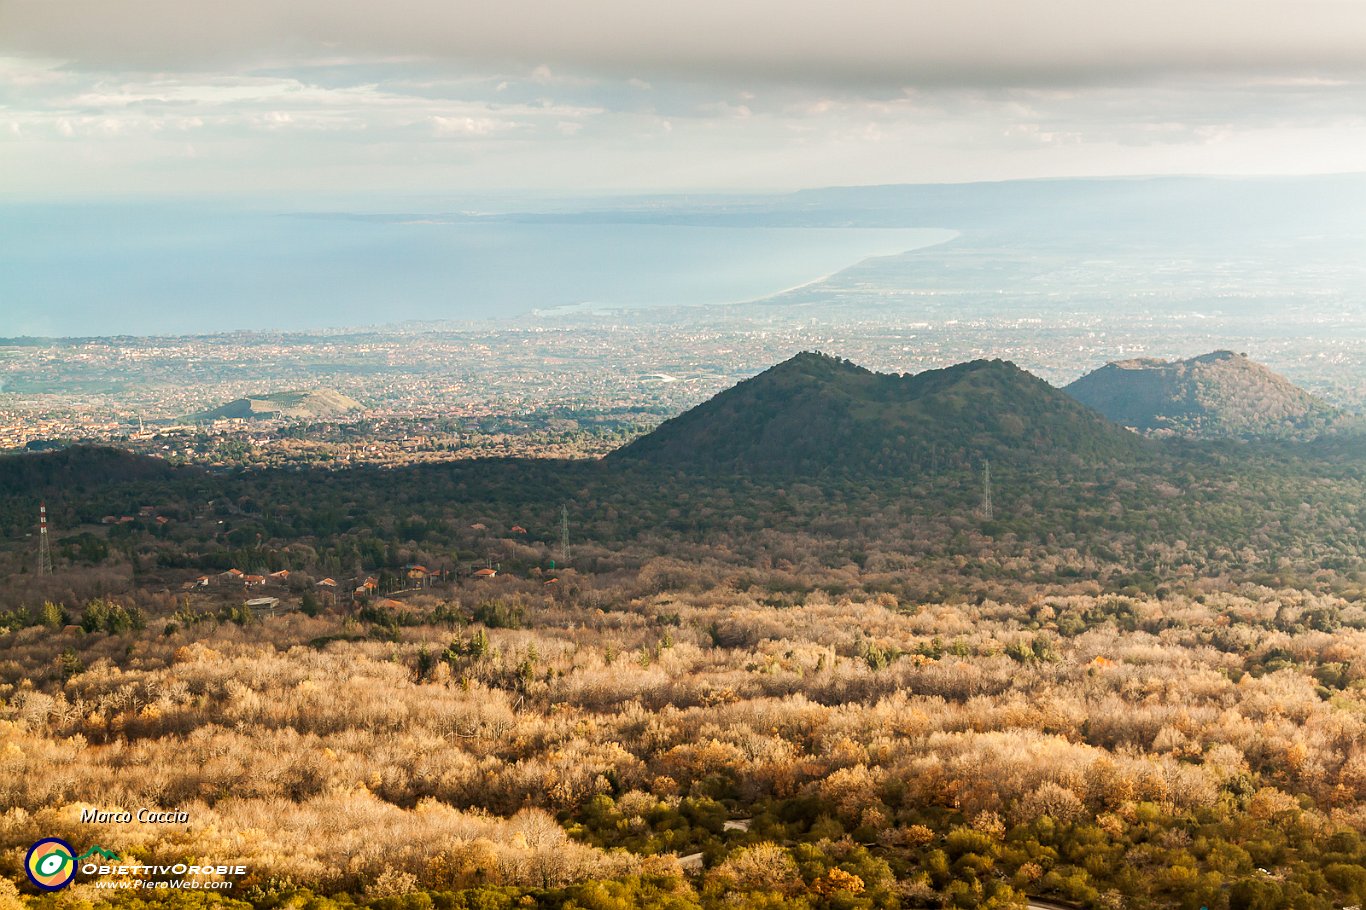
[2,0,1365,194]
[8,0,1366,84]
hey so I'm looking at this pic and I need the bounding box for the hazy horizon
[0,201,955,336]
[5,171,1366,338]
[7,0,1366,335]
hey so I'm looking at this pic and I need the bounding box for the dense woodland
[6,575,1366,910]
[1,355,1365,909]
[1,431,1362,607]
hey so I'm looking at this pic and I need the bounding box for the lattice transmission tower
[38,502,54,576]
[981,460,993,521]
[559,504,571,565]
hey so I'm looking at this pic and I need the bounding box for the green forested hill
[0,445,186,494]
[611,351,1146,475]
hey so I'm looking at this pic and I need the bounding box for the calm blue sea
[0,203,951,337]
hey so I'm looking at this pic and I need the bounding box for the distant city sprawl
[2,301,1361,467]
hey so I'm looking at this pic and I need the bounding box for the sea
[0,202,953,337]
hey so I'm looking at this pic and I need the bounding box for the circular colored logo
[25,838,77,891]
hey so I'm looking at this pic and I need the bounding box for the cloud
[1,3,1364,196]
[429,114,517,137]
[2,0,1365,87]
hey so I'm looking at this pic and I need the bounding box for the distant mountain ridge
[611,352,1145,475]
[189,389,362,422]
[1063,351,1338,439]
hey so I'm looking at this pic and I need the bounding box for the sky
[2,0,1366,197]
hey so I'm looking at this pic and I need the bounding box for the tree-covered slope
[611,351,1146,475]
[0,445,185,494]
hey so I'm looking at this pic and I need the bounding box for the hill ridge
[612,352,1145,475]
[1063,351,1337,438]
[188,388,363,422]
